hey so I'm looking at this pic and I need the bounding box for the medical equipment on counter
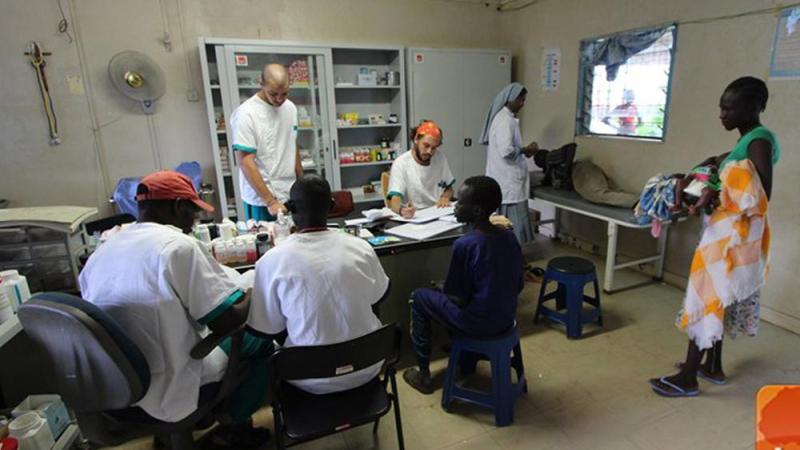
[0,270,31,312]
[9,413,54,450]
[0,280,13,324]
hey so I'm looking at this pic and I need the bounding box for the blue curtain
[581,25,673,81]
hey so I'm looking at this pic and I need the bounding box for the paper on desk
[438,214,462,224]
[384,220,462,241]
[344,217,372,226]
[389,205,455,224]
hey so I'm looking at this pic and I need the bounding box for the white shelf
[53,424,81,450]
[210,84,220,89]
[338,124,402,130]
[0,316,22,348]
[222,171,232,177]
[335,85,400,90]
[238,84,312,90]
[340,160,393,168]
[298,127,315,131]
[216,130,226,134]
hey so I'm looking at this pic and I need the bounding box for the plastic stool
[441,325,527,427]
[534,256,602,339]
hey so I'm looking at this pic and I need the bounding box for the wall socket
[186,89,200,102]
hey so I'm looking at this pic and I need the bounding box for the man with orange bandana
[386,120,455,219]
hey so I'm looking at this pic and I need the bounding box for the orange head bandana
[415,121,442,140]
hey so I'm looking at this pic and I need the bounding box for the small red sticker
[415,53,424,63]
[235,55,248,67]
[499,55,508,65]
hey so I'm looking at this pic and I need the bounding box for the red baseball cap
[136,171,215,212]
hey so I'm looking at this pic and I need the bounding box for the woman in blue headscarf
[480,82,539,246]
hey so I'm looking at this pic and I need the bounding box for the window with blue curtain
[575,24,677,141]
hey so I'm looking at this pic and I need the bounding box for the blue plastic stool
[534,256,602,339]
[441,325,527,427]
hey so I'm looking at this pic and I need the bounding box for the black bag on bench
[534,143,577,190]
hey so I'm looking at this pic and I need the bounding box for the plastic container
[195,225,211,244]
[273,212,291,246]
[0,280,14,325]
[0,271,31,312]
[12,395,70,440]
[256,233,271,258]
[8,413,54,450]
[219,220,236,241]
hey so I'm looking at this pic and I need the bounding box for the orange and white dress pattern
[676,159,771,350]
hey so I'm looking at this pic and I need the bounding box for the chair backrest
[381,171,391,208]
[328,190,354,218]
[271,323,401,385]
[18,293,151,413]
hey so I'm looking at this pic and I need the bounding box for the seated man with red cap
[387,120,456,219]
[79,171,271,448]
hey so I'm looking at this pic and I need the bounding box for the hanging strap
[28,41,61,145]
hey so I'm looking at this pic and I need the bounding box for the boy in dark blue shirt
[403,176,524,394]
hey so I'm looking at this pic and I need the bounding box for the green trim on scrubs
[244,202,277,222]
[198,290,243,326]
[232,143,257,154]
[386,191,404,201]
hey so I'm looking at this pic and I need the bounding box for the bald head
[259,63,289,106]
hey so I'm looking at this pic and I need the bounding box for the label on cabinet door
[235,54,249,66]
[414,53,424,64]
[498,54,508,65]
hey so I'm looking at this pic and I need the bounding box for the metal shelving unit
[199,39,408,216]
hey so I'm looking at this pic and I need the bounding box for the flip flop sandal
[649,377,700,397]
[673,362,728,385]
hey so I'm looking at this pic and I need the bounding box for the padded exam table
[533,187,677,294]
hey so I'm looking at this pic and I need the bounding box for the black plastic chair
[18,292,251,449]
[270,323,405,449]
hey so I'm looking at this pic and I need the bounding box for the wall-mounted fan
[108,51,166,114]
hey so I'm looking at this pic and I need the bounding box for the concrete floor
[107,242,800,450]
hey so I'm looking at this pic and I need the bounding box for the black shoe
[208,420,270,449]
[403,368,434,395]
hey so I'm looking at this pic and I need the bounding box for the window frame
[575,25,679,143]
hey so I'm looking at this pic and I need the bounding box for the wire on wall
[157,0,173,51]
[55,0,73,43]
[67,0,114,207]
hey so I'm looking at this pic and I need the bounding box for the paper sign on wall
[235,54,249,67]
[541,48,561,91]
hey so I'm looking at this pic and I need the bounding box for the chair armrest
[190,324,247,360]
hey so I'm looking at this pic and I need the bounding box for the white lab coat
[485,106,529,204]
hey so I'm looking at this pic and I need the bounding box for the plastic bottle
[273,212,291,246]
[0,271,31,312]
[256,233,271,258]
[235,238,247,264]
[212,240,225,264]
[9,412,54,450]
[245,236,258,263]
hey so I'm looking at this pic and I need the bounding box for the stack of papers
[384,220,462,241]
[388,205,455,224]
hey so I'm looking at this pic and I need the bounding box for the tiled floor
[107,243,800,449]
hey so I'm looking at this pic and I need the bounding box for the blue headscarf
[478,82,526,145]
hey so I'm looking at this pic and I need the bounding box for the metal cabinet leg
[604,222,618,293]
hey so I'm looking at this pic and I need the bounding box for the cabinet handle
[464,138,472,147]
[333,140,338,159]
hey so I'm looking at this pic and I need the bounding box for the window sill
[575,134,665,144]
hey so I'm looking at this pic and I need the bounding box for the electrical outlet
[186,89,200,102]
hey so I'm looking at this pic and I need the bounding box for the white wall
[0,0,502,213]
[501,0,800,332]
